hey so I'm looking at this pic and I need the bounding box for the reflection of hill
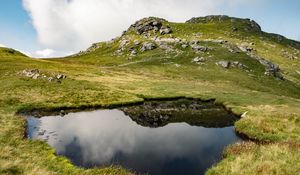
[121,99,239,128]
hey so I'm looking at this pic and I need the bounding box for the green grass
[1,16,300,174]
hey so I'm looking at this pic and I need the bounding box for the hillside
[0,15,300,175]
[0,47,27,57]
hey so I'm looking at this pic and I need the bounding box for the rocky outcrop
[20,69,67,82]
[128,17,172,36]
[254,56,284,79]
[216,61,250,71]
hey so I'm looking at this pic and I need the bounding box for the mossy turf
[1,17,300,174]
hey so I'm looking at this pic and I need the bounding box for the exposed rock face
[257,58,283,79]
[128,17,172,36]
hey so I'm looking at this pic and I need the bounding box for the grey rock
[189,40,200,45]
[48,77,54,82]
[134,40,140,45]
[130,50,137,56]
[119,39,129,48]
[192,57,206,64]
[160,26,172,35]
[56,74,67,80]
[181,44,189,49]
[238,44,254,52]
[32,73,40,80]
[141,42,156,52]
[217,61,230,68]
[231,61,249,70]
[191,45,208,52]
[22,69,40,78]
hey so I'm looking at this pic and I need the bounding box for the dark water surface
[27,106,241,175]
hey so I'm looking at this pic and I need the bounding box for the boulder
[192,57,206,64]
[191,45,208,52]
[22,69,40,78]
[130,50,137,56]
[140,42,156,52]
[181,44,189,49]
[217,61,230,68]
[160,26,172,35]
[56,74,67,80]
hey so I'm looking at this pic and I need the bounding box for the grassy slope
[0,16,300,174]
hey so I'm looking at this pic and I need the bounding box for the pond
[27,99,241,175]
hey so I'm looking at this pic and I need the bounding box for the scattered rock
[159,26,172,35]
[192,57,206,64]
[216,60,250,71]
[119,39,129,48]
[22,69,40,78]
[231,61,249,70]
[191,45,208,52]
[134,40,140,45]
[141,42,156,52]
[21,69,67,82]
[238,43,254,52]
[56,74,67,80]
[249,54,284,80]
[130,50,137,56]
[181,44,189,49]
[217,61,230,68]
[189,40,200,45]
[32,73,40,80]
[48,77,54,82]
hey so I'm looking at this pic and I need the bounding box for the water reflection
[28,109,240,175]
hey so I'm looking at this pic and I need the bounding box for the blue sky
[0,0,299,57]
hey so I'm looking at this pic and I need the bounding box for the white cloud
[34,49,56,58]
[0,44,6,48]
[22,0,256,57]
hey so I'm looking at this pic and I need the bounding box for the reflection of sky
[28,110,240,175]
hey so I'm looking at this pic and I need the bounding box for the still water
[27,108,241,175]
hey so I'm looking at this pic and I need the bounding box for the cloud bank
[22,0,255,57]
[0,44,6,48]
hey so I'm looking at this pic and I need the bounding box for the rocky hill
[0,15,300,175]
